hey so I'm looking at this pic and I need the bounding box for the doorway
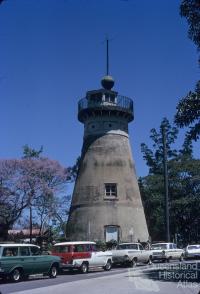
[105,226,119,242]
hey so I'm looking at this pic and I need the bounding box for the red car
[51,241,112,273]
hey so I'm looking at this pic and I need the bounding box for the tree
[23,144,43,159]
[0,148,69,241]
[0,160,30,240]
[168,155,200,244]
[140,118,179,241]
[67,156,80,182]
[175,82,200,142]
[34,193,71,239]
[175,0,200,142]
[140,118,200,244]
[141,118,178,175]
[180,0,200,53]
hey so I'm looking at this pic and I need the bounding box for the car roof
[118,243,139,245]
[0,243,39,247]
[152,243,173,245]
[53,241,96,246]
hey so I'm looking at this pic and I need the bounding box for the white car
[51,241,112,273]
[151,242,184,262]
[184,244,200,259]
[112,243,153,267]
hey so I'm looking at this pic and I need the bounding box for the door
[105,226,119,242]
[19,246,35,275]
[30,246,49,274]
[138,244,148,262]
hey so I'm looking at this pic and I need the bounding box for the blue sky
[0,0,199,178]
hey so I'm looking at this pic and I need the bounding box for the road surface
[0,261,200,294]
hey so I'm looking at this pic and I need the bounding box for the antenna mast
[106,38,109,76]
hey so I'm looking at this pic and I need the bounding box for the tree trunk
[0,223,10,241]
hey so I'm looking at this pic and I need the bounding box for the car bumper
[60,264,77,269]
[112,256,130,264]
[0,270,7,278]
[60,261,83,270]
[152,255,167,261]
[185,253,200,259]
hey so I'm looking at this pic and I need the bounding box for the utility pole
[162,125,170,242]
[29,204,32,243]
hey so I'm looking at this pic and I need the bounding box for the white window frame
[104,183,117,199]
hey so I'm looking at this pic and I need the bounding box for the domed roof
[101,75,115,90]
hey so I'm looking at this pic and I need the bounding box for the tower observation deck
[78,91,134,124]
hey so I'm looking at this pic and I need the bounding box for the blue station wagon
[0,243,60,282]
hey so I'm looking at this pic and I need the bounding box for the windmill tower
[67,41,149,242]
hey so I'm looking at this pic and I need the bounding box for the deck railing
[78,95,133,114]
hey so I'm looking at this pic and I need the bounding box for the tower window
[105,183,117,198]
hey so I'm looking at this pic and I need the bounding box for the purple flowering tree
[0,153,69,241]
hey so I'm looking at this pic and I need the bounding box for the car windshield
[117,244,138,250]
[187,245,200,250]
[151,244,168,250]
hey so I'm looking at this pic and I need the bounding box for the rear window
[53,245,71,253]
[3,247,18,257]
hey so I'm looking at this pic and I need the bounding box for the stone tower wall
[67,125,149,242]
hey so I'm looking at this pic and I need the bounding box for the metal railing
[78,95,133,114]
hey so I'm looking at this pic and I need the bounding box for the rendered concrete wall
[67,123,149,242]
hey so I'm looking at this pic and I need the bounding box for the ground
[0,261,200,294]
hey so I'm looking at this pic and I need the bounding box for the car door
[30,246,50,274]
[127,244,139,261]
[1,246,19,274]
[72,244,91,263]
[88,244,105,266]
[169,243,176,259]
[138,244,148,262]
[19,246,35,275]
[138,244,146,262]
[172,243,182,259]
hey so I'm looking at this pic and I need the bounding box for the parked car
[184,244,200,259]
[112,242,153,267]
[51,241,112,273]
[0,243,60,282]
[151,242,184,262]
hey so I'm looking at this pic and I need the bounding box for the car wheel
[80,262,89,274]
[49,265,58,278]
[179,254,184,262]
[10,268,22,282]
[103,260,112,271]
[166,257,171,263]
[130,258,137,267]
[148,256,153,265]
